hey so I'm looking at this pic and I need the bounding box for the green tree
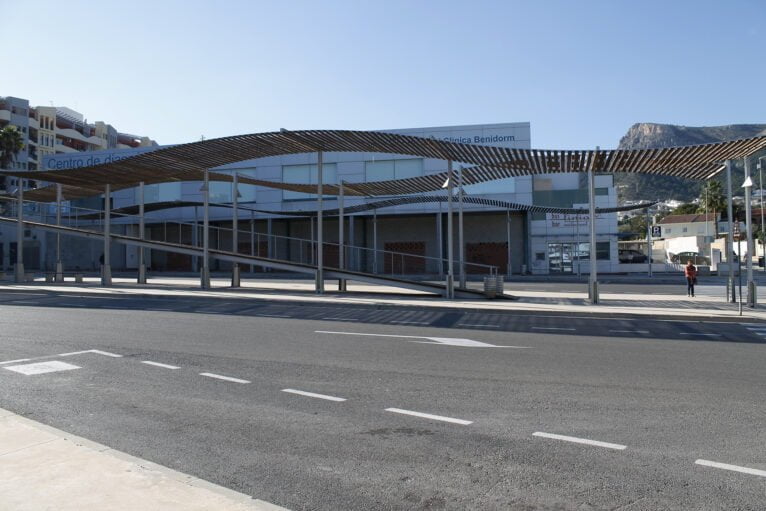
[0,125,24,169]
[699,180,725,217]
[670,203,699,215]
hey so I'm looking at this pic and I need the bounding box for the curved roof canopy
[4,129,765,202]
[47,196,656,220]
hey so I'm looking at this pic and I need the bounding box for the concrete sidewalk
[4,276,766,321]
[0,407,287,511]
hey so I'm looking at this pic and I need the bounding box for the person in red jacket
[685,260,698,297]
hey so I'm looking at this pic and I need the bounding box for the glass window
[464,177,515,195]
[577,242,611,261]
[137,182,182,204]
[365,159,423,182]
[283,163,337,200]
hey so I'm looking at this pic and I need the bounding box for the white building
[5,122,621,276]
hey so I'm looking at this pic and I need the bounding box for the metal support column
[349,215,355,271]
[231,173,241,287]
[137,181,146,283]
[745,156,756,306]
[587,149,599,304]
[192,206,199,270]
[646,207,652,278]
[250,211,255,273]
[760,157,765,262]
[315,151,324,294]
[201,170,211,289]
[446,160,455,298]
[458,165,466,289]
[15,184,24,282]
[267,218,273,260]
[506,210,512,276]
[436,209,443,278]
[726,160,736,302]
[373,210,378,274]
[55,183,63,282]
[102,184,112,286]
[338,181,346,291]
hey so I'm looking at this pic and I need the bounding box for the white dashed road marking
[3,361,81,376]
[385,408,473,425]
[695,459,766,478]
[457,324,501,328]
[533,432,626,450]
[679,333,721,337]
[531,327,576,331]
[199,372,250,384]
[282,389,347,402]
[142,361,180,370]
[609,330,650,334]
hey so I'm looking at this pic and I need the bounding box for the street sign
[651,226,661,238]
[733,221,741,240]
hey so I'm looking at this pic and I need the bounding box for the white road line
[609,330,650,334]
[457,324,501,328]
[315,330,528,349]
[679,333,721,336]
[695,459,766,478]
[199,372,250,384]
[282,389,346,402]
[60,349,122,358]
[531,327,576,331]
[385,408,472,425]
[0,358,31,365]
[532,432,626,450]
[141,361,180,370]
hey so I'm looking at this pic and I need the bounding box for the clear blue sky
[2,0,764,149]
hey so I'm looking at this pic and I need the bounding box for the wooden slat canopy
[3,129,765,202]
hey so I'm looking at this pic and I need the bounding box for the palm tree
[0,125,24,170]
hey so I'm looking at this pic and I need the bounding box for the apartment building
[0,95,157,192]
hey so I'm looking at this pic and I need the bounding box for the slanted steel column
[102,184,112,286]
[55,183,63,282]
[14,183,24,282]
[137,181,146,284]
[744,156,756,306]
[587,148,599,304]
[201,169,211,289]
[338,181,346,291]
[315,151,324,294]
[726,160,736,302]
[446,160,454,299]
[231,173,240,287]
[458,165,466,289]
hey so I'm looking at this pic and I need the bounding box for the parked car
[619,249,648,264]
[670,252,710,265]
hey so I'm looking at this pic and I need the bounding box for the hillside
[615,123,766,202]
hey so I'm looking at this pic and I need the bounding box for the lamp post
[743,159,756,308]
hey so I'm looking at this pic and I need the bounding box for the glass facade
[283,163,337,200]
[365,159,422,182]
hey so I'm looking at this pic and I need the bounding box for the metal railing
[5,197,499,280]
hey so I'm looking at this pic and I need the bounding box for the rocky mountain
[615,123,766,202]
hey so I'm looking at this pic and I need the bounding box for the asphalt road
[1,291,765,510]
